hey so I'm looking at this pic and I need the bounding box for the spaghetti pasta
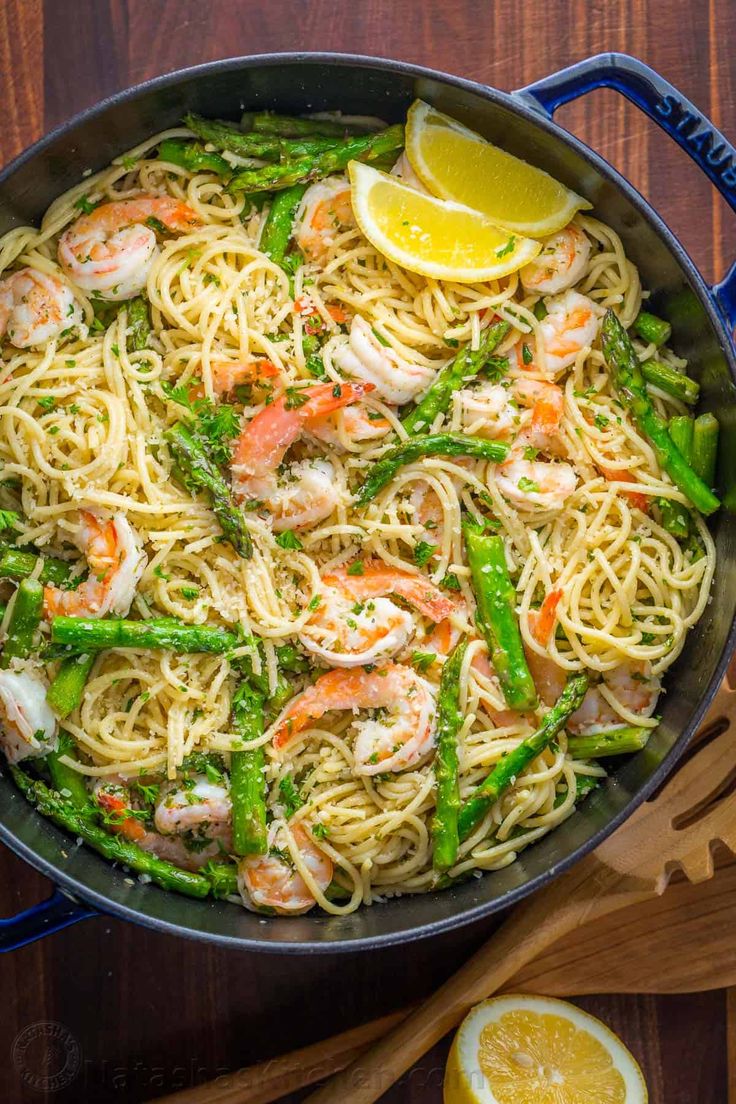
[0,116,715,917]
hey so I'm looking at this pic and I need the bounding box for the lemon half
[444,995,647,1104]
[406,100,592,238]
[348,161,540,283]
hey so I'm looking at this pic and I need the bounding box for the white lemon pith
[406,100,592,238]
[444,995,648,1104]
[348,161,540,283]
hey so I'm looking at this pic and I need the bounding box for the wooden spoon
[150,855,736,1104]
[304,676,736,1103]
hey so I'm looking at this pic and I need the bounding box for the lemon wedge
[444,995,647,1104]
[348,161,540,283]
[406,100,592,238]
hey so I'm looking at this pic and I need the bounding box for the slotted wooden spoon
[303,676,736,1103]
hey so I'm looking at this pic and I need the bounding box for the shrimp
[456,376,563,446]
[238,822,333,915]
[294,177,354,261]
[209,358,280,396]
[58,195,200,300]
[520,224,591,295]
[0,268,83,349]
[43,510,147,618]
[538,290,605,375]
[334,316,436,405]
[154,774,232,836]
[273,663,437,775]
[495,455,577,512]
[0,669,57,764]
[300,560,456,667]
[94,777,232,869]
[525,642,660,734]
[390,152,429,193]
[308,404,391,447]
[231,381,374,531]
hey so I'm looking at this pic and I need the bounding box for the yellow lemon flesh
[348,161,540,284]
[406,100,592,238]
[444,995,647,1104]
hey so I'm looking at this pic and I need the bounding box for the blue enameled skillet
[1,52,736,953]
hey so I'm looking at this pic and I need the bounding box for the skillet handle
[0,888,95,952]
[515,52,736,334]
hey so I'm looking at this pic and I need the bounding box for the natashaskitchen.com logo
[12,1021,81,1093]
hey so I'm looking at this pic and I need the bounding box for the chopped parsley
[522,343,533,365]
[276,530,304,551]
[179,585,200,600]
[346,560,365,576]
[284,386,310,410]
[37,396,56,410]
[278,773,305,818]
[440,572,462,591]
[411,651,436,673]
[496,236,516,258]
[594,414,610,430]
[413,540,437,567]
[73,194,98,215]
[153,564,171,581]
[518,476,540,494]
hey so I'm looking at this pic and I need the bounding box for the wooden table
[1,1,734,1100]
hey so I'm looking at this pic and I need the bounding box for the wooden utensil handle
[305,855,639,1104]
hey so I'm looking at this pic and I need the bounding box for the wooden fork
[305,676,736,1102]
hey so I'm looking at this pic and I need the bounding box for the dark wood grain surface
[1,1,735,1101]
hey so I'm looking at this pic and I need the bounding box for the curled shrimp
[43,510,147,618]
[231,381,374,531]
[273,663,437,775]
[334,316,435,405]
[58,195,200,300]
[294,178,354,261]
[456,375,563,445]
[0,669,57,764]
[538,290,605,375]
[0,268,83,349]
[94,778,232,869]
[238,822,333,916]
[520,223,591,295]
[300,559,457,667]
[524,635,660,734]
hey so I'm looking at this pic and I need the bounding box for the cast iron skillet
[1,51,736,953]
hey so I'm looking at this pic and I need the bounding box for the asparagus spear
[43,730,89,808]
[0,578,43,667]
[691,413,719,488]
[230,681,268,857]
[260,183,307,271]
[402,321,511,435]
[227,125,405,194]
[353,434,510,507]
[0,548,73,586]
[246,111,365,138]
[458,674,589,840]
[46,653,96,718]
[641,359,699,405]
[567,725,651,759]
[432,639,468,872]
[185,113,341,161]
[50,616,238,653]
[164,422,252,558]
[11,766,211,899]
[159,138,231,175]
[125,297,151,353]
[602,310,720,515]
[669,415,694,462]
[633,310,671,347]
[463,519,537,712]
